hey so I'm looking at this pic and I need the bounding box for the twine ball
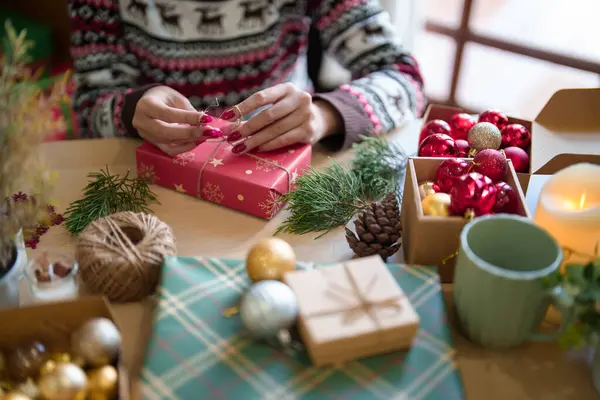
[76,211,177,302]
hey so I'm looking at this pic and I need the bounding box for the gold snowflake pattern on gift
[202,182,224,204]
[173,151,195,166]
[138,163,158,183]
[258,189,282,218]
[255,158,280,172]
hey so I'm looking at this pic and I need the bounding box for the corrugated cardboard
[0,296,129,399]
[284,256,419,367]
[401,157,530,283]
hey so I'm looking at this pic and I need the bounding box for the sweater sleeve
[311,0,425,151]
[68,0,149,138]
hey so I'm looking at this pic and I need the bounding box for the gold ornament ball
[71,318,121,367]
[86,365,118,400]
[468,122,502,151]
[2,392,31,400]
[38,363,87,400]
[418,181,438,200]
[245,238,296,282]
[422,193,451,217]
[40,360,57,377]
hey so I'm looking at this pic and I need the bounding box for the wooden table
[26,121,598,399]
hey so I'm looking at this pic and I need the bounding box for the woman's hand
[133,86,223,156]
[222,83,343,154]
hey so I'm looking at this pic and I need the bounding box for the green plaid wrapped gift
[141,257,464,400]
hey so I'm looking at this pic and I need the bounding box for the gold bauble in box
[6,341,47,382]
[422,193,451,217]
[71,318,121,367]
[245,238,296,282]
[38,363,87,400]
[87,365,118,400]
[2,392,32,400]
[418,181,438,200]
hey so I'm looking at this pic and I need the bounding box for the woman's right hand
[133,86,222,156]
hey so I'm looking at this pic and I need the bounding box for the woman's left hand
[222,83,343,153]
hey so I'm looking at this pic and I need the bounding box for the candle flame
[580,192,587,209]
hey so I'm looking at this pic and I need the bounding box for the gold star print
[174,184,186,193]
[209,158,224,167]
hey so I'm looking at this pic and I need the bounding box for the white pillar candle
[534,163,600,265]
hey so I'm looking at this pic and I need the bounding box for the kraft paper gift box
[136,140,311,219]
[284,256,420,367]
[401,157,530,283]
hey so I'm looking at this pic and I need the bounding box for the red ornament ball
[435,158,471,193]
[455,139,470,158]
[472,149,508,181]
[419,119,451,144]
[449,113,476,141]
[418,134,458,158]
[478,109,509,130]
[449,172,497,217]
[501,123,531,149]
[493,181,518,214]
[504,146,530,173]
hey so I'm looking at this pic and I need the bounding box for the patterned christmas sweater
[68,0,424,150]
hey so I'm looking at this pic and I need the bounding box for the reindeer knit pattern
[68,0,424,150]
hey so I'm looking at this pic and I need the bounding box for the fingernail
[222,109,236,120]
[200,115,213,124]
[232,143,246,154]
[203,128,222,138]
[227,131,241,142]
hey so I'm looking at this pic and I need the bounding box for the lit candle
[534,163,600,265]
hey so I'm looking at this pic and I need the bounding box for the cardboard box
[284,256,420,367]
[0,296,129,399]
[421,89,600,191]
[401,157,530,283]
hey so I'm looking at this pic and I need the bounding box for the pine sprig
[63,167,158,235]
[275,163,366,237]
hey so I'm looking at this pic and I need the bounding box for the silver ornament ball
[240,280,299,339]
[468,122,502,151]
[71,318,121,367]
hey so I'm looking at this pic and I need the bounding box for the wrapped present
[284,256,420,366]
[136,140,311,219]
[141,257,464,399]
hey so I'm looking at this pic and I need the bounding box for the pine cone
[345,193,402,260]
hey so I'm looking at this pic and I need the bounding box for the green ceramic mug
[453,214,571,349]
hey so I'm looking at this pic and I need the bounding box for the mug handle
[527,286,573,342]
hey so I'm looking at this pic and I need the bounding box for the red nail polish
[222,109,236,120]
[200,115,213,124]
[227,131,241,142]
[203,128,222,138]
[232,143,246,154]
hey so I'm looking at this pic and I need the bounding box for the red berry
[504,146,530,173]
[418,134,457,158]
[419,120,451,144]
[449,113,476,141]
[501,124,531,149]
[455,139,470,158]
[493,181,519,214]
[435,158,471,193]
[478,109,509,130]
[472,149,508,181]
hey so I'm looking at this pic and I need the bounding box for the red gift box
[136,140,312,219]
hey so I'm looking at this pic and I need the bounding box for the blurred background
[2,0,600,124]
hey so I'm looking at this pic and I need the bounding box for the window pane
[414,32,456,102]
[457,43,599,118]
[470,0,600,64]
[423,0,464,28]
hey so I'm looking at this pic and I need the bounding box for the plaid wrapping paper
[141,257,464,400]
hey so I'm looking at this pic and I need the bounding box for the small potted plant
[0,21,69,308]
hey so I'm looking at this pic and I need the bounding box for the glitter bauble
[504,146,530,173]
[493,181,518,214]
[246,238,296,282]
[87,365,118,400]
[472,149,508,181]
[468,122,502,151]
[38,363,87,400]
[478,109,509,130]
[6,341,47,382]
[418,119,451,144]
[418,134,457,158]
[418,181,440,200]
[240,280,299,339]
[449,172,498,217]
[455,139,470,158]
[435,158,471,193]
[421,193,451,217]
[449,113,476,141]
[501,123,531,149]
[71,318,121,367]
